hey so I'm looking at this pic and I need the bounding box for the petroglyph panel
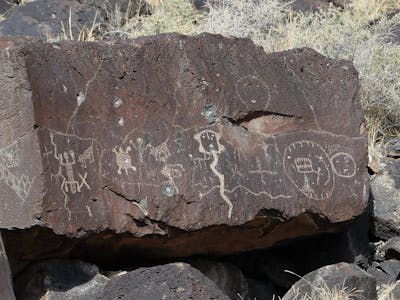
[17,33,368,249]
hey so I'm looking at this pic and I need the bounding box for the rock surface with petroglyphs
[0,33,368,259]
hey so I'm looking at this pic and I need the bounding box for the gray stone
[371,170,400,240]
[282,262,377,300]
[97,263,230,300]
[382,236,400,260]
[368,260,400,288]
[0,232,15,300]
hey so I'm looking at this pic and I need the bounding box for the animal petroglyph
[149,139,171,162]
[194,129,233,219]
[284,140,333,200]
[59,151,90,194]
[78,144,94,168]
[330,152,356,178]
[113,146,136,175]
[0,163,32,201]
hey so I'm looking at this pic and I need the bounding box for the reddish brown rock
[0,33,368,259]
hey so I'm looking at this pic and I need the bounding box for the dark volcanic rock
[282,262,377,300]
[0,0,97,40]
[0,232,15,300]
[189,259,249,299]
[382,237,400,260]
[14,259,106,300]
[98,263,230,300]
[0,33,368,260]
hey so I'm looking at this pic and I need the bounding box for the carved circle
[235,75,270,106]
[330,152,356,178]
[283,140,334,200]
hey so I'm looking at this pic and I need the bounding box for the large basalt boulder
[0,33,368,260]
[98,263,230,300]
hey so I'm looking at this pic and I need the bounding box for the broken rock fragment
[0,33,368,259]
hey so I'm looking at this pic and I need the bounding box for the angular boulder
[0,33,368,259]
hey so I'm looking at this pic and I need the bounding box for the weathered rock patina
[0,33,368,259]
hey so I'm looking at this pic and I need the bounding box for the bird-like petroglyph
[194,129,233,219]
[113,146,136,175]
[284,140,333,200]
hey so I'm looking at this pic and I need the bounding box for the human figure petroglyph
[59,150,90,194]
[78,144,94,168]
[0,163,32,201]
[113,146,136,175]
[194,129,233,219]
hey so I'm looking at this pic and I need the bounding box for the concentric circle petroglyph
[283,140,334,200]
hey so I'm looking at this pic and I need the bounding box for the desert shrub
[101,0,203,38]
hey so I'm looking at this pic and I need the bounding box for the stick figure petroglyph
[59,151,90,194]
[194,129,233,219]
[113,146,137,175]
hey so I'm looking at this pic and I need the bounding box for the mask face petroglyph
[284,140,333,200]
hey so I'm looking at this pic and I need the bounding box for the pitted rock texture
[0,33,368,258]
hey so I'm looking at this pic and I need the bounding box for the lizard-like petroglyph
[194,129,233,219]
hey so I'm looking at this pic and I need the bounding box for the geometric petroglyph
[113,146,136,175]
[194,129,233,219]
[284,140,334,200]
[0,163,33,201]
[330,152,356,178]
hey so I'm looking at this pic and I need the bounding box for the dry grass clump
[101,0,203,38]
[200,0,400,147]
